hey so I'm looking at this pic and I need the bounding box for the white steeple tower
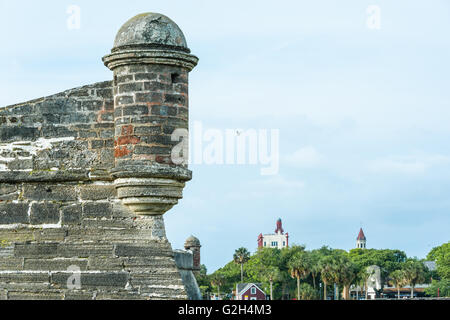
[356,228,367,249]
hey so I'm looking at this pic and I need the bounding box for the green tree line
[195,241,449,300]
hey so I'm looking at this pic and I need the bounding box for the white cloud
[246,175,306,198]
[367,154,450,174]
[254,175,306,189]
[283,146,323,168]
[224,175,306,200]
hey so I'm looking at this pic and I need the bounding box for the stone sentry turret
[0,13,199,300]
[184,236,201,272]
[103,13,198,220]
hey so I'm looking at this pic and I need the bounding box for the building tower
[184,235,201,271]
[356,228,367,249]
[275,218,284,234]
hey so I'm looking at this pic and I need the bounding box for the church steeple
[356,228,366,249]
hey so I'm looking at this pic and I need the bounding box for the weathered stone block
[140,134,173,145]
[164,93,186,105]
[7,158,33,171]
[90,139,105,149]
[0,203,29,225]
[134,146,171,155]
[122,256,176,270]
[115,95,134,105]
[130,272,184,287]
[81,218,133,229]
[0,229,35,242]
[0,126,38,142]
[79,185,116,200]
[135,92,163,103]
[64,291,94,300]
[116,74,134,83]
[88,257,124,271]
[80,100,103,112]
[61,204,82,225]
[57,244,114,258]
[14,243,58,258]
[24,258,88,271]
[143,82,171,92]
[51,272,129,288]
[0,257,23,270]
[0,245,14,258]
[114,244,174,258]
[128,65,148,73]
[0,272,50,283]
[99,129,114,139]
[94,291,144,300]
[82,202,112,218]
[96,88,113,99]
[119,82,144,94]
[133,125,161,135]
[122,105,149,116]
[134,73,157,81]
[30,202,60,225]
[23,184,78,201]
[32,229,66,242]
[7,290,63,300]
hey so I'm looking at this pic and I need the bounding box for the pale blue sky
[1,1,449,273]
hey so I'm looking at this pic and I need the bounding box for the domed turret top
[185,235,201,247]
[113,13,189,52]
[104,13,198,71]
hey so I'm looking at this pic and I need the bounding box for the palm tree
[319,255,337,300]
[403,259,427,299]
[355,268,370,300]
[309,252,320,290]
[390,269,406,299]
[356,268,374,300]
[288,252,311,300]
[261,266,281,300]
[233,247,251,283]
[210,273,225,300]
[336,259,357,300]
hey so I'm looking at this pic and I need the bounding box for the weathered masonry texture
[0,13,201,300]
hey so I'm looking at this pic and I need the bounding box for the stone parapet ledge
[111,163,192,215]
[103,49,198,71]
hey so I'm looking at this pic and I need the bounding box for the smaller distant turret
[184,235,201,271]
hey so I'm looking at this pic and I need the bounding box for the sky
[0,0,449,273]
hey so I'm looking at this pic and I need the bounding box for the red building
[236,283,267,300]
[258,218,289,249]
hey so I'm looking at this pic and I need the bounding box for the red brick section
[114,146,131,158]
[121,125,134,136]
[112,65,189,164]
[116,135,141,146]
[192,248,200,270]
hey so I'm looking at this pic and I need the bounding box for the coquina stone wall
[0,12,200,300]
